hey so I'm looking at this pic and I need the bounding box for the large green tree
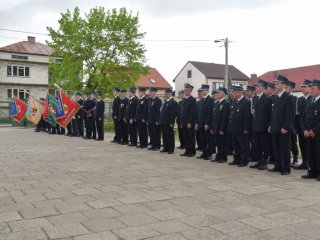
[47,7,148,96]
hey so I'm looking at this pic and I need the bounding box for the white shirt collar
[278,90,285,98]
[237,96,244,102]
[315,95,320,102]
[257,92,263,98]
[219,97,225,103]
[304,94,310,99]
[167,97,173,101]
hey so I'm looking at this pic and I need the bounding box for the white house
[174,61,250,97]
[0,36,53,114]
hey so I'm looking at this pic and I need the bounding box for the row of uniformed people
[111,87,178,154]
[34,92,105,141]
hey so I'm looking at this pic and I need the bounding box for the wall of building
[174,62,206,97]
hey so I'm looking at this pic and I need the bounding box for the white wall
[174,62,206,97]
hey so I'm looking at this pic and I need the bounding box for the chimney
[250,74,258,81]
[27,36,36,43]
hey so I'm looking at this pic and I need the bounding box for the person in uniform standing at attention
[210,88,230,163]
[94,92,105,141]
[73,93,84,137]
[180,83,197,157]
[90,92,97,140]
[265,82,276,164]
[250,80,272,170]
[294,80,312,170]
[268,75,294,175]
[301,79,320,180]
[147,88,162,151]
[111,88,121,143]
[82,93,90,139]
[197,84,214,160]
[135,87,149,149]
[159,89,178,154]
[245,86,256,162]
[195,89,204,152]
[228,86,251,167]
[286,81,299,167]
[125,88,138,146]
[118,90,129,145]
[177,90,186,149]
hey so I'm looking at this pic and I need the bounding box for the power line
[0,28,49,36]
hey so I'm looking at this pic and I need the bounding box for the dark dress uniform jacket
[252,94,271,133]
[177,100,184,125]
[227,97,251,134]
[112,96,121,120]
[159,98,178,125]
[302,98,320,139]
[83,99,95,117]
[147,97,162,125]
[95,100,105,119]
[269,92,294,134]
[180,96,197,127]
[118,98,128,120]
[211,99,230,133]
[125,96,138,122]
[135,96,148,122]
[296,95,312,133]
[198,95,213,127]
[76,99,84,118]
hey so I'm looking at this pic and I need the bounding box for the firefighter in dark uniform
[111,88,121,143]
[180,83,197,157]
[118,90,129,144]
[95,92,105,141]
[147,88,162,151]
[159,89,178,154]
[265,82,276,164]
[210,88,230,163]
[177,91,186,149]
[195,89,203,151]
[135,87,149,148]
[228,85,251,167]
[268,75,294,175]
[286,81,299,167]
[82,93,93,139]
[301,79,320,180]
[245,86,255,162]
[90,92,97,140]
[197,84,214,160]
[73,93,83,137]
[294,80,312,170]
[250,80,272,170]
[125,87,138,146]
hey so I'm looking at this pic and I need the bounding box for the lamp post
[214,38,230,90]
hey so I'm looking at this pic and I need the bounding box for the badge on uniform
[141,101,144,104]
[315,111,318,115]
[237,108,240,112]
[151,102,154,106]
[231,106,233,109]
[121,104,124,108]
[220,105,223,110]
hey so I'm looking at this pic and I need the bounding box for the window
[212,82,224,90]
[7,65,29,77]
[11,55,28,60]
[187,70,192,78]
[7,88,29,100]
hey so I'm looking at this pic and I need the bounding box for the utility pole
[214,38,230,90]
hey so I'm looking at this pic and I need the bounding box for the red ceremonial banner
[55,92,80,128]
[11,97,28,123]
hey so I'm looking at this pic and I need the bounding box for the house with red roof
[137,68,172,97]
[0,36,53,108]
[253,64,320,95]
[174,61,249,97]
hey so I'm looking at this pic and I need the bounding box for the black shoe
[177,146,185,149]
[168,151,174,154]
[229,161,239,165]
[96,139,104,141]
[180,153,188,156]
[197,154,205,159]
[217,159,227,163]
[301,174,317,179]
[294,164,308,170]
[238,163,248,167]
[128,143,136,147]
[196,147,201,151]
[250,163,260,169]
[211,158,219,162]
[160,149,168,153]
[281,171,290,175]
[83,136,91,140]
[204,156,212,160]
[186,154,195,157]
[153,148,160,151]
[257,165,268,170]
[110,140,116,143]
[268,167,280,172]
[148,147,154,150]
[317,177,320,181]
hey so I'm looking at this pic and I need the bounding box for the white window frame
[7,88,29,100]
[7,65,30,77]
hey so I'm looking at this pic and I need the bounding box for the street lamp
[214,38,230,90]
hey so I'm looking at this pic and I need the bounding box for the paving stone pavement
[0,127,320,240]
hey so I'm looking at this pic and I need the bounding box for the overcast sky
[1,0,319,86]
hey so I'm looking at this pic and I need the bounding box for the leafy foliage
[47,7,148,97]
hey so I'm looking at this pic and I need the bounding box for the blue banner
[10,100,18,116]
[55,92,65,119]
